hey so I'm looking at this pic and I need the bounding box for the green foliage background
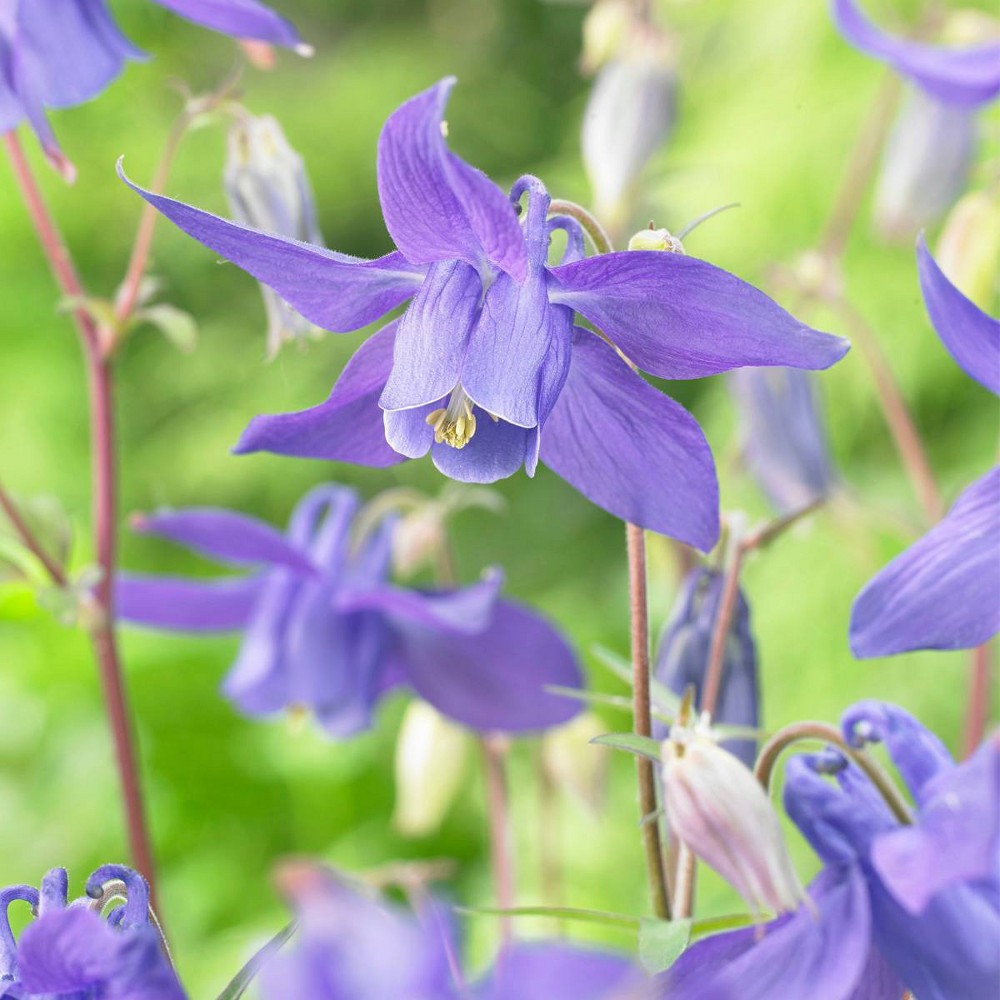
[0,0,995,991]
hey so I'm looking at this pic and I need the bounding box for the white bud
[580,0,634,75]
[541,712,609,814]
[662,716,804,917]
[393,701,471,837]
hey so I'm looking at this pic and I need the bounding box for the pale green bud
[628,227,684,253]
[580,0,633,75]
[935,190,1000,310]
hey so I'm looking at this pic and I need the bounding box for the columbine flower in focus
[116,484,582,736]
[660,711,803,918]
[665,701,1000,1000]
[580,2,677,229]
[831,0,1000,238]
[121,77,848,549]
[224,112,324,357]
[729,367,836,515]
[850,236,999,656]
[653,567,759,768]
[258,860,646,1000]
[0,0,305,180]
[0,864,185,999]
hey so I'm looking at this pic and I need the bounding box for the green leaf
[456,905,640,929]
[691,912,758,939]
[591,644,680,715]
[543,684,634,713]
[590,732,661,762]
[216,922,296,1000]
[136,304,198,353]
[639,917,691,973]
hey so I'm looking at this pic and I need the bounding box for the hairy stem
[626,523,672,920]
[4,132,159,906]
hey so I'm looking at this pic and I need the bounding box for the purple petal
[18,908,120,992]
[850,466,1000,655]
[390,599,582,732]
[116,573,263,632]
[476,942,643,1000]
[917,235,1000,395]
[118,165,424,333]
[236,322,407,467]
[548,251,849,379]
[383,402,437,459]
[379,260,482,410]
[664,867,877,1000]
[431,416,535,484]
[336,571,503,635]
[831,0,1000,107]
[131,508,314,573]
[463,277,573,428]
[540,328,719,549]
[376,77,526,279]
[151,0,304,49]
[871,736,999,915]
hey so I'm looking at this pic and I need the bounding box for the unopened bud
[224,113,324,357]
[935,189,1000,309]
[940,9,1000,47]
[873,87,976,242]
[580,0,634,75]
[541,712,609,814]
[582,27,677,229]
[628,226,683,253]
[662,717,804,917]
[392,506,448,578]
[393,701,471,837]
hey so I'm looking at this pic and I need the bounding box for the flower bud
[580,0,634,75]
[873,87,976,242]
[729,367,835,515]
[935,189,1000,309]
[541,712,609,814]
[393,701,471,837]
[391,505,448,578]
[654,567,759,767]
[224,113,324,357]
[662,717,804,917]
[627,226,684,253]
[582,26,677,230]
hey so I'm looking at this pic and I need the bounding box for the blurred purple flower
[851,238,999,656]
[116,484,582,736]
[0,865,185,1000]
[0,0,304,180]
[664,701,1000,1000]
[831,0,1000,236]
[653,567,759,767]
[120,77,849,549]
[258,861,644,1000]
[729,367,835,515]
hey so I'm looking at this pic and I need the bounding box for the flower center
[426,386,477,449]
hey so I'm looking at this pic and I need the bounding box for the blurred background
[0,0,996,991]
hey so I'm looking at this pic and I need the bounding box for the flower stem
[626,523,672,920]
[753,720,912,825]
[481,736,515,945]
[4,131,159,907]
[962,642,994,758]
[0,478,68,586]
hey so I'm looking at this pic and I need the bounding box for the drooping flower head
[831,0,1000,236]
[121,77,848,548]
[0,864,185,999]
[0,0,305,179]
[653,567,759,767]
[224,111,323,357]
[117,484,582,737]
[850,237,999,656]
[664,701,1000,1000]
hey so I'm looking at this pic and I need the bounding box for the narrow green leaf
[137,304,198,353]
[591,644,680,714]
[216,922,296,1000]
[591,732,661,762]
[543,684,634,712]
[639,917,691,973]
[691,912,758,939]
[456,905,640,930]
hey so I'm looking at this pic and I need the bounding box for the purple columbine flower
[0,0,305,181]
[119,77,849,549]
[850,237,999,656]
[257,861,645,1000]
[653,567,759,767]
[831,0,1000,236]
[116,484,582,736]
[0,865,185,1000]
[663,701,1000,1000]
[729,367,835,515]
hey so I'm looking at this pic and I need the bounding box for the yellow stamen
[425,387,477,449]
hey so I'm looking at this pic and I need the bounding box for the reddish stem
[4,132,159,908]
[963,643,994,758]
[481,737,515,945]
[0,478,68,586]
